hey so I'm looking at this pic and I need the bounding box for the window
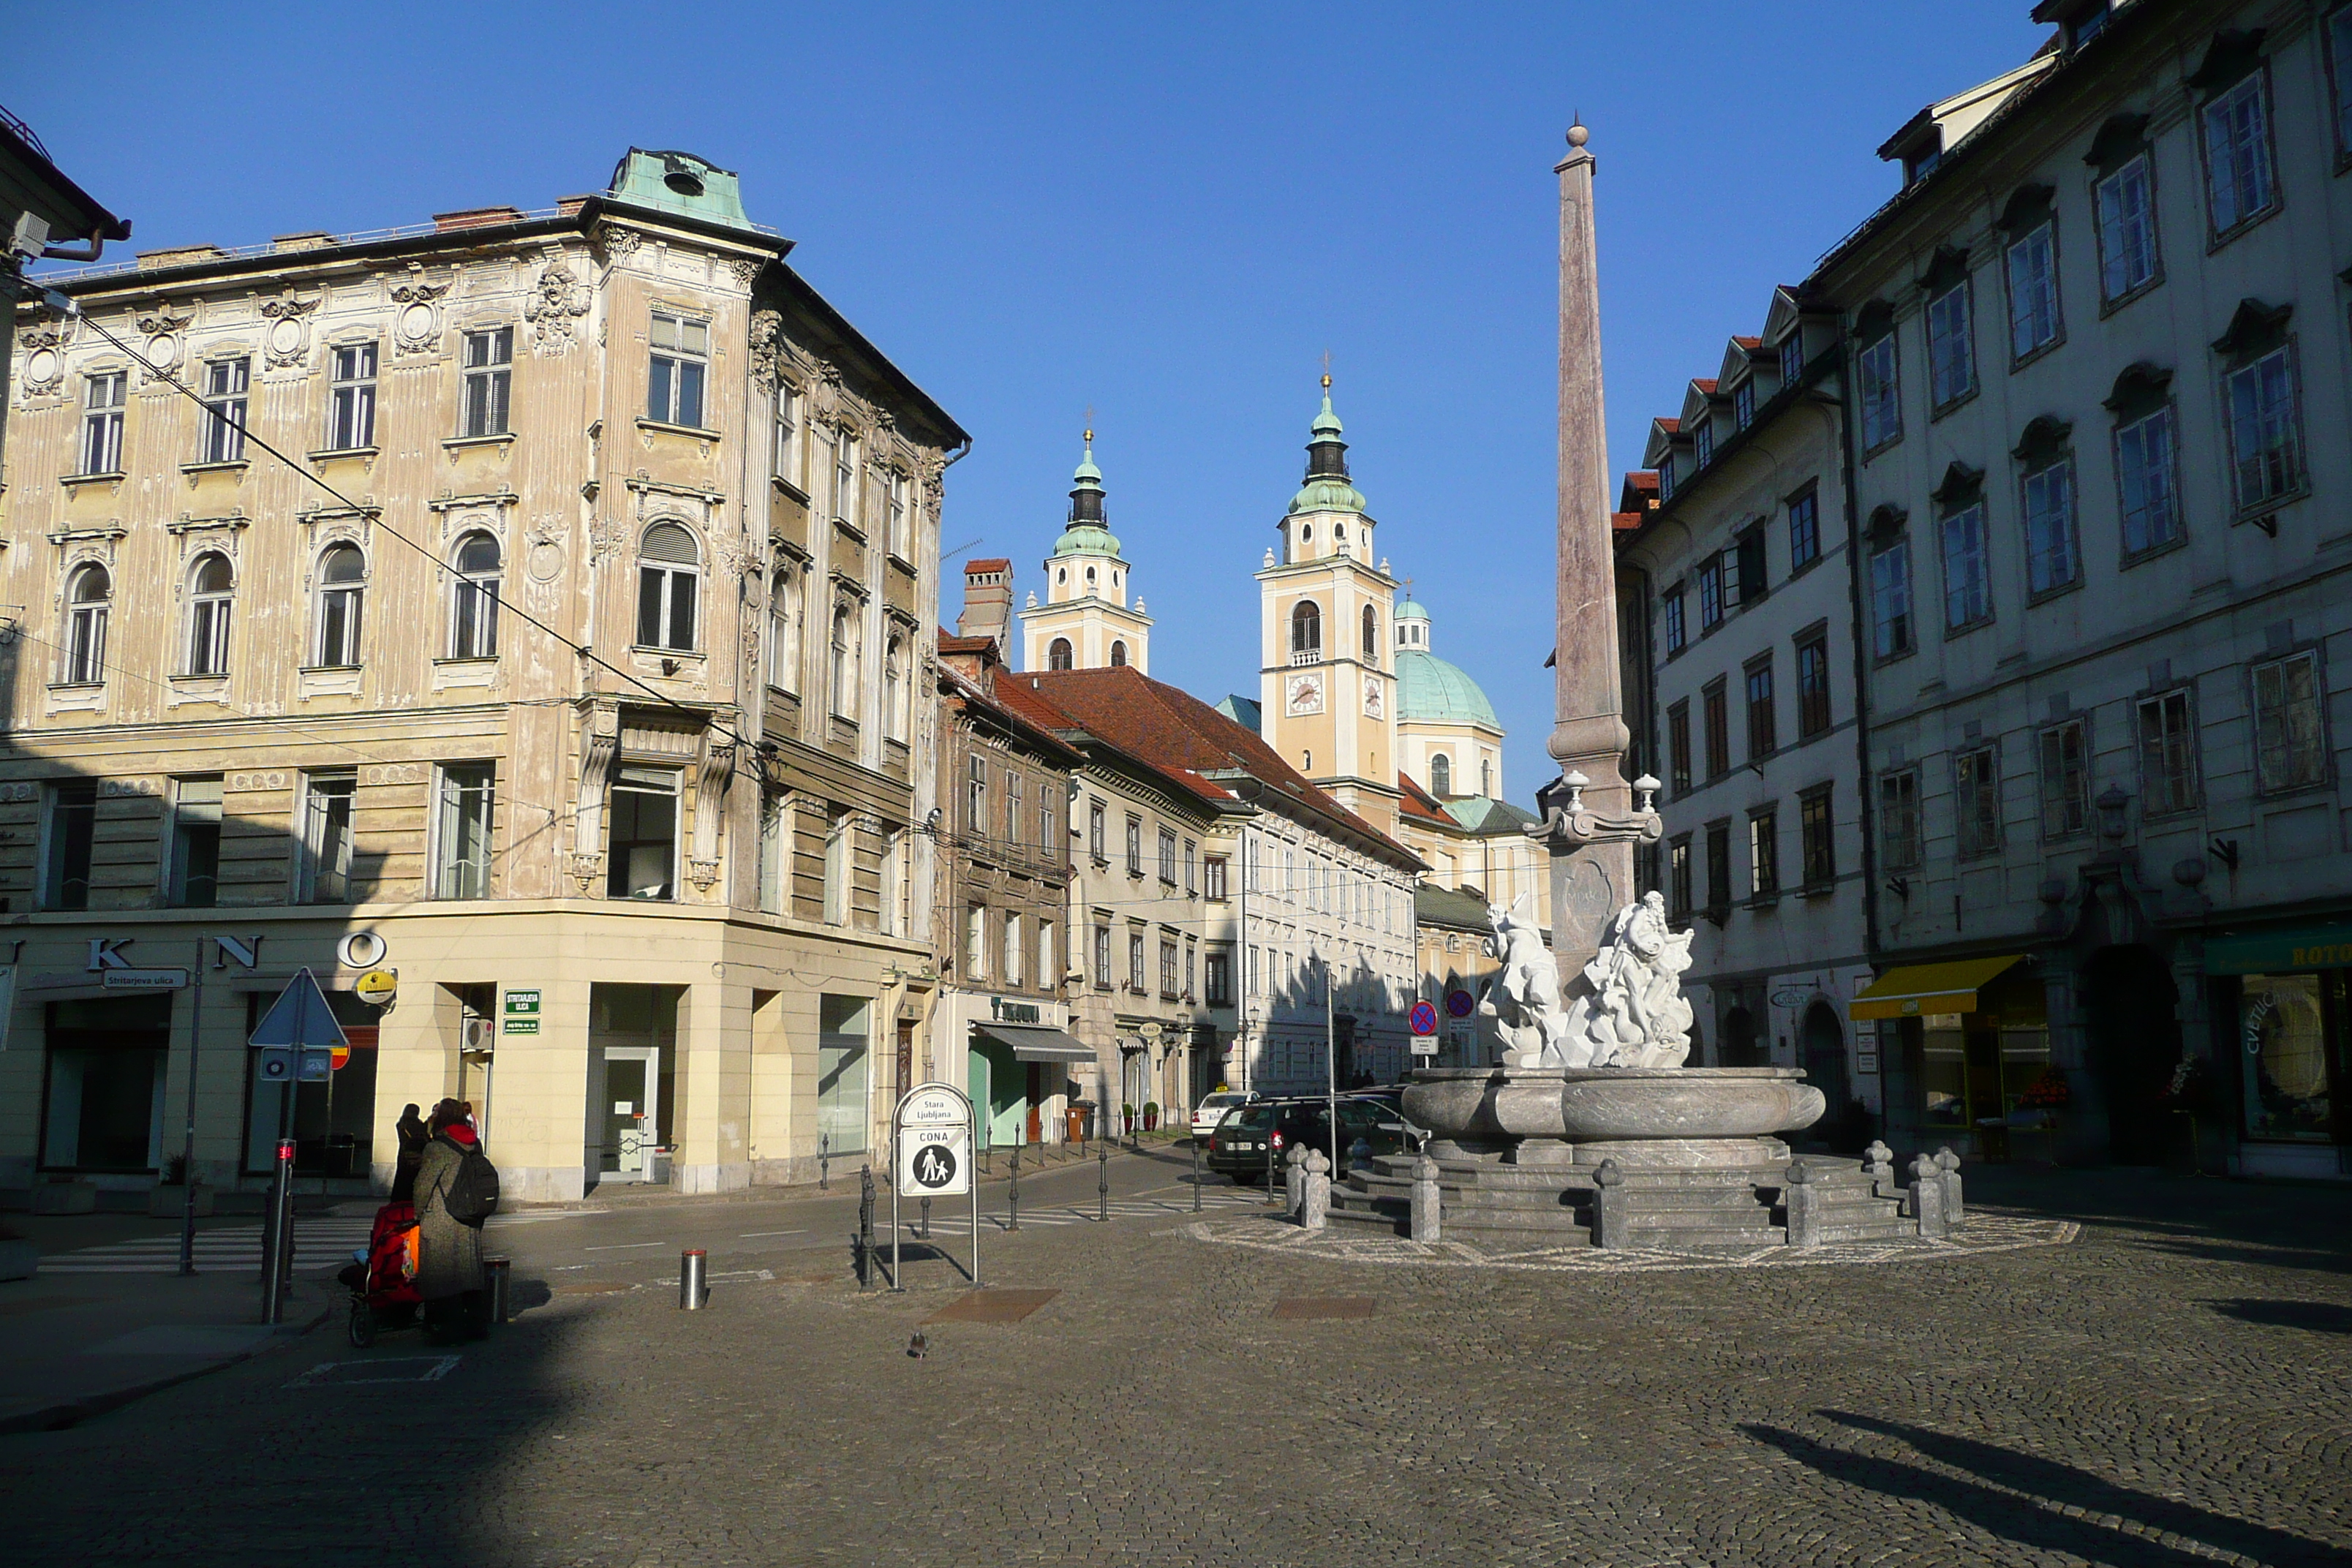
[1668,836,1692,919]
[1733,380,1754,431]
[1005,770,1022,844]
[1857,330,1901,448]
[1361,603,1378,664]
[314,545,365,667]
[166,776,222,908]
[1040,796,1058,857]
[2115,404,2181,555]
[1125,815,1142,876]
[1109,641,1127,668]
[448,532,501,658]
[1183,837,1197,894]
[1926,280,1975,409]
[2038,719,2091,838]
[647,311,709,428]
[434,763,496,899]
[637,523,700,652]
[1048,637,1074,671]
[1662,585,1686,655]
[2223,347,2304,512]
[2021,456,2078,596]
[328,342,377,450]
[1795,633,1831,739]
[1003,913,1022,987]
[56,562,112,685]
[2095,155,2159,303]
[822,810,850,924]
[1702,682,1728,780]
[2253,652,2326,794]
[298,771,356,903]
[1290,600,1322,661]
[42,780,97,911]
[460,327,513,438]
[1656,455,1676,502]
[965,755,987,835]
[1481,757,1494,797]
[1744,657,1776,762]
[1748,809,1779,898]
[1704,821,1731,911]
[886,470,911,559]
[1870,538,1912,658]
[80,371,125,474]
[1694,421,1714,468]
[1954,745,2001,858]
[1799,786,1834,888]
[1940,504,1991,630]
[1036,918,1054,981]
[773,383,799,487]
[185,554,233,676]
[1697,557,1725,632]
[757,791,790,914]
[607,766,678,900]
[829,603,862,717]
[1205,951,1232,1006]
[1092,923,1112,987]
[2202,72,2276,235]
[767,571,801,692]
[1880,770,1922,872]
[1205,854,1228,900]
[883,633,908,742]
[1667,701,1692,795]
[2005,222,2061,359]
[1088,800,1106,861]
[2138,688,2199,816]
[200,357,249,463]
[1128,931,1147,991]
[1160,939,1178,998]
[1735,529,1768,607]
[1787,489,1820,571]
[966,905,989,979]
[1779,332,1805,386]
[833,429,859,524]
[1430,753,1452,796]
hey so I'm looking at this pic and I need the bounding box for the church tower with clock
[1257,378,1401,833]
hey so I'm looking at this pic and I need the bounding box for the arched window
[1056,567,1067,586]
[636,521,699,652]
[1300,524,1313,544]
[449,531,501,658]
[1334,524,1346,544]
[1290,600,1322,661]
[1085,566,1097,589]
[316,544,366,667]
[1480,757,1493,798]
[1361,603,1377,663]
[883,631,907,740]
[64,563,110,683]
[1109,641,1128,668]
[1430,753,1452,796]
[767,570,800,693]
[829,600,863,716]
[186,554,233,676]
[1047,637,1074,671]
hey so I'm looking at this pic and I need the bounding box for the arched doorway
[1801,1000,1850,1115]
[2081,944,2181,1164]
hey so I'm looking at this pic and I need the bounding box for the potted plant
[148,1153,216,1218]
[2012,1063,2071,1163]
[1120,1102,1136,1134]
[1143,1101,1160,1132]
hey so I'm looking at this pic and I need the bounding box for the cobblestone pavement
[5,1166,2349,1567]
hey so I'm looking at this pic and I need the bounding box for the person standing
[389,1104,429,1204]
[413,1099,491,1341]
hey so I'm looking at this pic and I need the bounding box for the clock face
[1285,672,1324,716]
[1364,679,1384,718]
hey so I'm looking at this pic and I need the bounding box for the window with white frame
[167,775,223,908]
[1039,795,1057,856]
[80,371,125,474]
[774,382,800,488]
[1204,853,1226,900]
[2095,154,2158,302]
[1953,745,2001,859]
[1160,938,1178,998]
[328,342,377,450]
[647,310,709,428]
[1856,326,1900,448]
[2202,71,2276,236]
[886,469,910,558]
[2038,718,2091,838]
[1003,912,1022,987]
[298,769,357,903]
[966,904,988,978]
[460,327,513,437]
[1940,500,1991,630]
[833,428,859,524]
[2019,441,2078,596]
[1004,769,1022,844]
[434,762,496,899]
[1879,769,1922,872]
[185,553,233,676]
[829,601,863,716]
[2252,652,2326,794]
[1779,331,1804,385]
[1158,826,1177,885]
[2111,371,2181,557]
[1036,916,1053,979]
[767,570,801,692]
[1693,420,1714,468]
[1128,930,1147,991]
[1925,276,1975,409]
[607,765,679,901]
[200,357,249,463]
[1092,923,1111,987]
[965,755,987,836]
[1733,380,1754,431]
[1183,838,1197,894]
[449,531,501,658]
[2136,688,2198,815]
[1788,489,1820,572]
[40,782,94,911]
[1089,799,1106,861]
[1656,455,1676,501]
[883,631,908,741]
[636,522,699,651]
[2005,219,2060,359]
[1126,815,1142,877]
[757,789,791,914]
[314,544,365,667]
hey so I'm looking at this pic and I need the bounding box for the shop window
[816,995,870,1156]
[607,765,678,900]
[2238,973,2335,1140]
[167,776,222,908]
[42,994,173,1172]
[42,780,97,910]
[241,987,383,1177]
[298,770,358,904]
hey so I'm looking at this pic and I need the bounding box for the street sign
[104,968,189,991]
[354,968,399,1006]
[1409,1000,1439,1037]
[1410,1036,1440,1058]
[895,1084,971,1196]
[1444,987,1475,1019]
[502,988,541,1036]
[250,968,349,1052]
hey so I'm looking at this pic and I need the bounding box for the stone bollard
[1284,1144,1309,1217]
[1782,1158,1821,1248]
[1865,1140,1897,1199]
[1591,1158,1629,1250]
[1301,1149,1332,1232]
[1909,1154,1948,1240]
[1934,1146,1964,1226]
[1410,1156,1441,1243]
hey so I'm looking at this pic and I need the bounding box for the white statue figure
[1560,892,1695,1068]
[1480,897,1572,1068]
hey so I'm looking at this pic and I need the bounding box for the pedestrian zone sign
[895,1084,971,1196]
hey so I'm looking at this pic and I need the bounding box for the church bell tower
[1019,431,1153,673]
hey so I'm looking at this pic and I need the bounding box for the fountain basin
[1403,1066,1825,1167]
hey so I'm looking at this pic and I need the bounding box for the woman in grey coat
[414,1099,488,1341]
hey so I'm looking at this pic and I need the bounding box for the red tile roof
[1623,470,1659,493]
[938,631,995,656]
[1653,417,1681,434]
[1611,510,1643,532]
[1732,336,1763,350]
[1397,772,1455,827]
[1692,379,1719,395]
[964,557,1011,574]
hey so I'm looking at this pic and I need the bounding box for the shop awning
[971,1022,1096,1064]
[1850,955,2026,1020]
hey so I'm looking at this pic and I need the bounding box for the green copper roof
[1397,648,1500,729]
[1442,796,1537,834]
[1287,478,1368,516]
[1072,433,1102,487]
[1396,598,1430,621]
[1052,431,1121,557]
[1311,387,1343,439]
[1051,523,1123,558]
[606,149,755,231]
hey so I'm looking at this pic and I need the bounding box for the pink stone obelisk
[1545,122,1637,975]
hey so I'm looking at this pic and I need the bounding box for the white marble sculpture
[1560,892,1695,1068]
[1480,897,1572,1068]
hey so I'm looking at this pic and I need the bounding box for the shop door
[1026,1063,1044,1142]
[600,1048,659,1177]
[2082,945,2181,1165]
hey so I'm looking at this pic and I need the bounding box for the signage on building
[337,930,388,969]
[354,968,399,1006]
[895,1084,972,1196]
[2203,922,2352,976]
[1857,1050,1881,1076]
[102,968,188,991]
[1771,987,1812,1009]
[990,995,1042,1025]
[502,989,542,1035]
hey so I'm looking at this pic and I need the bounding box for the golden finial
[1321,349,1332,390]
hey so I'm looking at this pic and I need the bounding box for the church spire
[1069,426,1106,524]
[1305,372,1349,481]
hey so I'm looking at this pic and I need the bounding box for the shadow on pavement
[2204,1296,2352,1333]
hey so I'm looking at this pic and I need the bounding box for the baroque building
[0,150,965,1202]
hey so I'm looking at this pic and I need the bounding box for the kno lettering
[87,938,133,971]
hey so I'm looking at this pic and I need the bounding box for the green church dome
[1287,478,1368,517]
[1396,648,1500,730]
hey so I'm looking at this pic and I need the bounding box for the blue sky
[8,1,2046,796]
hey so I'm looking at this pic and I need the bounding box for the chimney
[958,558,1014,650]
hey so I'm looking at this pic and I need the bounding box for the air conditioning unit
[461,1017,495,1055]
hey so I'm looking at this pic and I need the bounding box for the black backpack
[442,1144,500,1226]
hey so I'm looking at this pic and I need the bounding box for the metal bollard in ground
[1098,1143,1109,1222]
[1008,1144,1022,1232]
[483,1256,512,1324]
[919,1195,932,1240]
[856,1165,875,1289]
[1192,1138,1203,1213]
[679,1249,707,1310]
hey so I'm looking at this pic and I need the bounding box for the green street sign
[503,987,542,1035]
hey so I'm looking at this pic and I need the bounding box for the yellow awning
[1850,955,2025,1020]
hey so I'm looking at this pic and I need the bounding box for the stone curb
[0,1294,330,1436]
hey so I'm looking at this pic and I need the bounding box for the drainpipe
[1823,339,1882,975]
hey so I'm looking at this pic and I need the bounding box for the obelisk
[1544,121,1640,976]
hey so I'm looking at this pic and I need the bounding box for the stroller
[337,1200,422,1347]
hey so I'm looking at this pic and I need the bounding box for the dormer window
[1733,381,1754,431]
[1904,143,1941,187]
[1779,333,1804,385]
[1657,456,1676,501]
[1694,421,1714,467]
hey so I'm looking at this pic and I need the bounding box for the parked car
[1203,1096,1408,1183]
[1191,1089,1258,1141]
